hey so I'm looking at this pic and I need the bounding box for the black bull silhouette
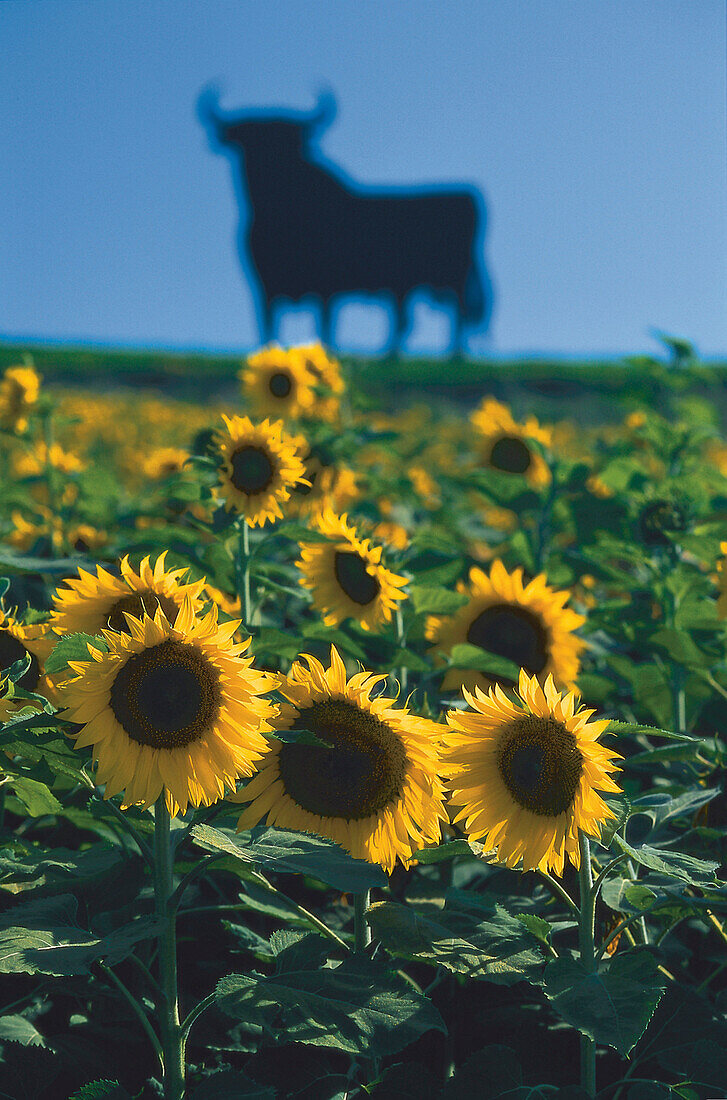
[199,90,492,351]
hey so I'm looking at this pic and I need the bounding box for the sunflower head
[240,345,317,420]
[471,398,552,488]
[215,415,308,526]
[0,365,41,432]
[287,439,358,517]
[445,669,622,875]
[427,560,585,694]
[52,552,207,638]
[288,343,344,422]
[0,610,56,708]
[60,599,278,815]
[233,646,448,872]
[296,508,408,630]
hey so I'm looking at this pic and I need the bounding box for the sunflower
[61,600,277,815]
[52,552,207,637]
[241,345,317,421]
[141,447,189,480]
[297,508,408,631]
[0,611,56,708]
[288,439,358,518]
[13,441,85,477]
[0,365,40,432]
[288,343,344,421]
[427,560,585,694]
[233,647,448,872]
[471,398,551,488]
[215,415,308,526]
[445,669,622,875]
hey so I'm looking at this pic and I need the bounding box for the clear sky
[1,0,725,357]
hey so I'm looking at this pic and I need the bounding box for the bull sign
[199,89,492,353]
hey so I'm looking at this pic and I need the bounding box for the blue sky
[1,0,725,357]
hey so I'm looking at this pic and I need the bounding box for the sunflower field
[0,344,726,1100]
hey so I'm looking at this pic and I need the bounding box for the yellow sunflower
[13,441,85,477]
[0,611,56,708]
[61,600,277,815]
[52,552,207,637]
[215,415,308,527]
[427,560,585,694]
[233,647,448,872]
[141,447,189,480]
[241,345,317,420]
[296,508,408,631]
[471,398,552,488]
[445,669,622,875]
[0,365,40,432]
[287,440,358,518]
[288,343,344,421]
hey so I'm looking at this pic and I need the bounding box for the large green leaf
[410,586,469,615]
[0,913,161,976]
[214,955,445,1056]
[614,835,720,886]
[191,824,387,892]
[45,632,107,674]
[190,1071,275,1100]
[0,1013,46,1046]
[367,898,546,986]
[447,643,520,681]
[544,951,666,1056]
[10,777,62,817]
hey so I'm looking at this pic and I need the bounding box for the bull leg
[389,297,408,354]
[256,299,274,345]
[319,299,334,349]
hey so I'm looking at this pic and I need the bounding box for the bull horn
[309,87,337,132]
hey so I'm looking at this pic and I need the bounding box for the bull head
[197,86,337,154]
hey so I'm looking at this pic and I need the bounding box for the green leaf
[410,586,469,615]
[191,824,387,893]
[544,950,666,1056]
[215,955,445,1056]
[0,550,94,575]
[0,914,161,976]
[367,899,546,986]
[639,987,727,1090]
[270,726,335,749]
[10,777,62,817]
[0,1013,46,1046]
[69,1083,132,1100]
[272,522,333,543]
[447,643,520,681]
[614,835,720,886]
[45,633,107,674]
[409,839,481,864]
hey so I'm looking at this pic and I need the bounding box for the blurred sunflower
[289,343,344,421]
[445,669,622,875]
[52,552,207,637]
[0,611,55,706]
[61,600,277,815]
[427,560,585,694]
[288,440,358,517]
[215,415,308,526]
[471,398,551,488]
[0,365,40,432]
[141,447,189,480]
[297,508,408,630]
[233,646,448,872]
[241,345,317,420]
[13,441,85,477]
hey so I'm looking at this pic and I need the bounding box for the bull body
[200,91,491,351]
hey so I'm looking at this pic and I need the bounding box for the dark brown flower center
[498,714,583,816]
[466,603,548,678]
[638,499,688,546]
[230,446,274,495]
[0,630,40,691]
[109,639,221,749]
[489,435,532,474]
[269,372,292,398]
[278,699,407,819]
[106,591,180,633]
[334,551,380,606]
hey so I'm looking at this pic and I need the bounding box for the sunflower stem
[395,607,408,696]
[353,890,371,952]
[577,832,597,1098]
[154,797,186,1100]
[236,521,253,629]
